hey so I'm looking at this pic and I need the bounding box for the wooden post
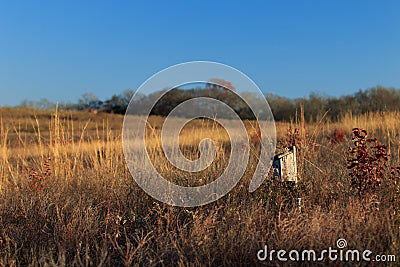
[273,146,298,183]
[273,146,301,211]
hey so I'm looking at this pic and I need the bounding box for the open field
[1,108,400,266]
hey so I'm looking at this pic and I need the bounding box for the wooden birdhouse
[273,146,298,183]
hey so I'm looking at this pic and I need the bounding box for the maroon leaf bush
[347,128,399,195]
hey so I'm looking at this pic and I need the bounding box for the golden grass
[0,108,399,266]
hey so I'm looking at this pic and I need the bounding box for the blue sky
[1,1,399,106]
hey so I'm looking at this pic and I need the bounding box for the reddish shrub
[331,128,346,144]
[347,128,390,195]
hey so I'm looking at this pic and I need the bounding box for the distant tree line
[267,86,400,121]
[129,86,259,120]
[18,85,400,122]
[19,90,135,114]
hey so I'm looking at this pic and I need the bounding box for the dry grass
[0,108,399,266]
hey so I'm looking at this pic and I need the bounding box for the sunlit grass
[0,108,399,266]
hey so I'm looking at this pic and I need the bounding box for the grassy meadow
[0,107,400,266]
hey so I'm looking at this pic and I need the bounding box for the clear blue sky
[1,1,399,106]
